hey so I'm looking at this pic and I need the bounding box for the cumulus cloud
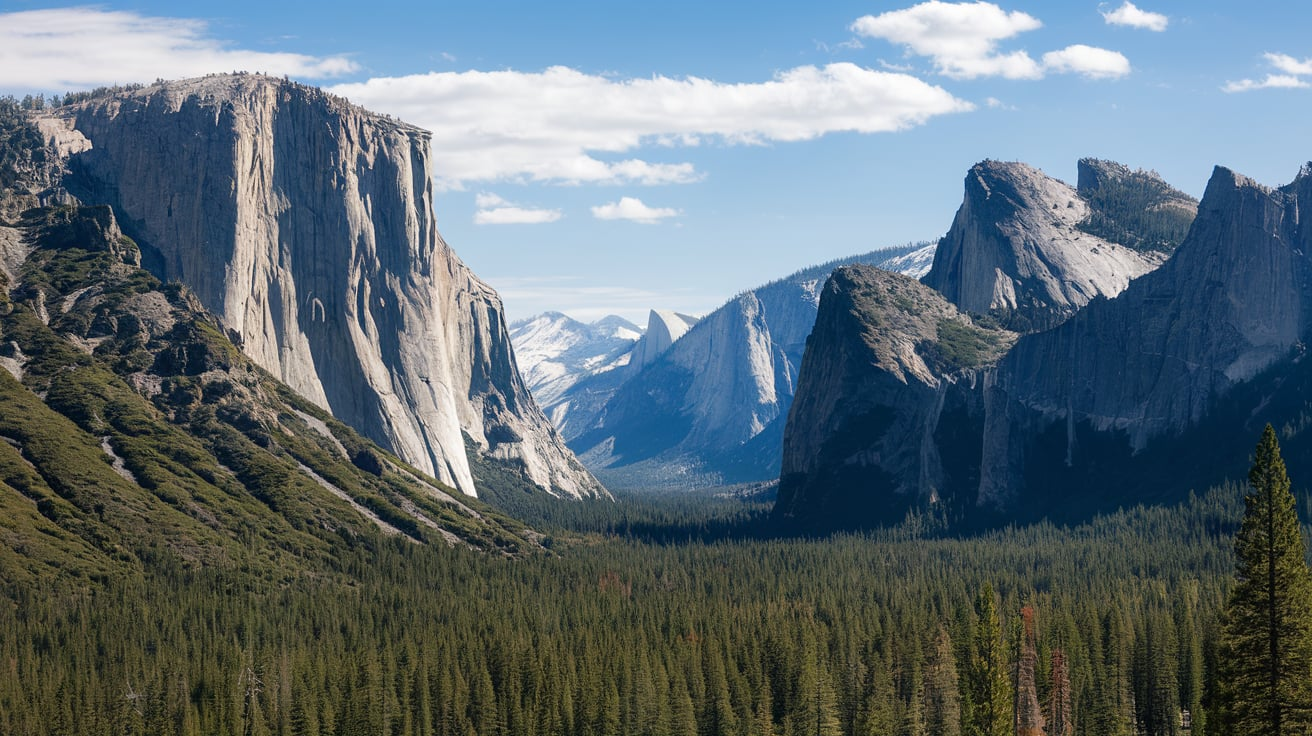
[852,2,1131,81]
[851,1,1044,80]
[1101,2,1169,32]
[0,7,357,90]
[1042,45,1132,80]
[473,193,562,225]
[328,63,972,189]
[1224,53,1312,92]
[1265,53,1312,76]
[591,197,680,224]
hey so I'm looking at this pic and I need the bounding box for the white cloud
[1223,75,1310,93]
[329,63,972,189]
[475,193,509,209]
[1101,2,1169,32]
[851,1,1044,80]
[591,197,680,224]
[1224,53,1312,92]
[473,193,562,225]
[0,8,357,90]
[1042,45,1132,80]
[1265,53,1312,76]
[852,2,1132,82]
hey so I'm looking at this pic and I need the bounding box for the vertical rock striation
[56,75,603,498]
[979,165,1312,507]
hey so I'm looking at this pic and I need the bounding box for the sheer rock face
[55,75,604,499]
[979,166,1312,507]
[773,161,1312,526]
[923,160,1164,332]
[570,248,934,490]
[572,289,798,490]
[774,265,1015,525]
[630,310,699,370]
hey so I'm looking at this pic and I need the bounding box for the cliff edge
[49,75,604,499]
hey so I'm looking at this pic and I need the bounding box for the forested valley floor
[0,481,1265,736]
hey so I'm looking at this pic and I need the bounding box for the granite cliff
[773,160,1303,527]
[774,265,1015,524]
[41,75,603,499]
[979,165,1312,508]
[0,198,540,564]
[922,160,1194,332]
[568,243,936,490]
[629,310,699,370]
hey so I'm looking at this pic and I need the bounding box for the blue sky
[2,1,1310,323]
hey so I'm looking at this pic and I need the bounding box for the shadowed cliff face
[775,162,1312,528]
[922,160,1178,333]
[979,165,1312,508]
[774,265,1015,527]
[53,75,604,499]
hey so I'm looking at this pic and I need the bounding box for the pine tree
[924,625,962,736]
[966,584,1013,736]
[1222,424,1312,735]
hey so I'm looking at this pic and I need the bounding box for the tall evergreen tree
[966,584,1013,736]
[924,624,962,736]
[1222,425,1312,735]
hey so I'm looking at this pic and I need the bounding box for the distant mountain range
[510,312,643,425]
[510,309,700,436]
[512,243,936,490]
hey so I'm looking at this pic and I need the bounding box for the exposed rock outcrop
[51,75,604,498]
[979,165,1312,507]
[570,244,938,490]
[774,265,1015,525]
[630,310,699,369]
[922,160,1176,332]
[776,161,1312,527]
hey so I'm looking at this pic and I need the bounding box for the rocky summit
[922,160,1194,333]
[774,264,1015,524]
[38,74,603,499]
[776,160,1312,528]
[980,164,1312,509]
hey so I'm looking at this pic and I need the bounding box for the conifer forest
[2,474,1298,736]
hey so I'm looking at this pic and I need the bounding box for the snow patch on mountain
[510,312,644,407]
